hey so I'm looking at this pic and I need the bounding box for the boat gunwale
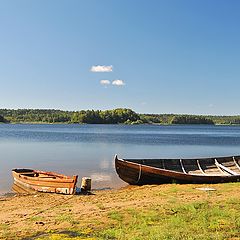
[119,155,240,162]
[116,155,240,179]
[12,169,77,183]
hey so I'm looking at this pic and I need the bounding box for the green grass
[28,215,45,222]
[13,183,240,240]
[55,213,79,225]
[97,200,240,240]
[0,223,14,240]
[34,199,240,240]
[108,211,124,222]
[35,232,97,240]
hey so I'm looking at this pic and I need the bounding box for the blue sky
[0,0,240,115]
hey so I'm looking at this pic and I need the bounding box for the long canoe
[115,155,240,185]
[12,169,78,194]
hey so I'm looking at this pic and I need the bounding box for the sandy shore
[1,183,240,239]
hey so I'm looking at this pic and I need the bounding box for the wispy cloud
[100,80,111,85]
[112,79,125,86]
[91,65,113,72]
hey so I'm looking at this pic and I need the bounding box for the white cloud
[91,65,113,72]
[100,80,111,85]
[112,79,125,86]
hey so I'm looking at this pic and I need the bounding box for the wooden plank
[233,157,240,171]
[215,160,238,176]
[197,160,207,175]
[180,159,187,174]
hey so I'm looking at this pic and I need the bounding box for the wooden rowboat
[115,155,240,185]
[12,169,78,194]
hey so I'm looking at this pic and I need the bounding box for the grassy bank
[1,183,240,240]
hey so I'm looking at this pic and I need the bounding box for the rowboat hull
[12,169,78,194]
[115,155,240,185]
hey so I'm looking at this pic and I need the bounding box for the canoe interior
[12,169,73,180]
[121,156,240,176]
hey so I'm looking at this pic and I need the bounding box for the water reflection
[90,173,112,182]
[99,159,110,170]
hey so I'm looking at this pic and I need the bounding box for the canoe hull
[12,169,78,194]
[115,156,240,185]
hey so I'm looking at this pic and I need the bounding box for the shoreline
[1,183,240,239]
[2,122,240,126]
[1,119,240,126]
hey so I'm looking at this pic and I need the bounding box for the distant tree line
[140,114,240,125]
[71,109,140,124]
[0,109,72,123]
[0,108,240,125]
[0,115,8,123]
[170,116,214,124]
[0,108,141,124]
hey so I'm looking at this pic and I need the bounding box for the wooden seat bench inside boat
[14,169,38,177]
[115,155,240,185]
[16,169,61,179]
[18,170,57,178]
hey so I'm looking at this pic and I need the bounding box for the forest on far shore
[0,108,240,125]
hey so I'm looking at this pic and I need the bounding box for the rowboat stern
[70,175,78,194]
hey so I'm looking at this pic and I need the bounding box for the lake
[1,124,240,194]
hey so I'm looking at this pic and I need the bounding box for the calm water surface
[1,124,240,194]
